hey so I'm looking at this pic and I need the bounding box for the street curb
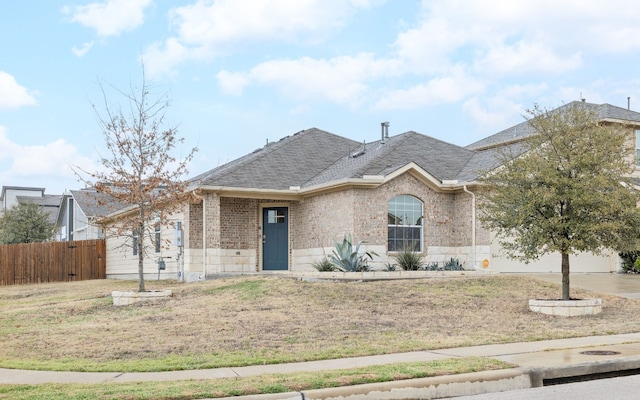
[211,356,640,399]
[528,355,640,387]
[211,368,531,400]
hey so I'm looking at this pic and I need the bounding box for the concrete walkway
[2,273,640,399]
[521,272,640,299]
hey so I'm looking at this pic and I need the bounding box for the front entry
[262,207,288,270]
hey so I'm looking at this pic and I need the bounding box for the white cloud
[395,0,640,78]
[216,70,250,96]
[218,53,402,107]
[0,72,37,109]
[374,69,484,110]
[474,41,582,76]
[0,127,96,186]
[144,0,373,77]
[461,84,549,133]
[63,0,152,37]
[72,41,95,57]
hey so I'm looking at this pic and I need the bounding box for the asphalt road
[446,374,640,400]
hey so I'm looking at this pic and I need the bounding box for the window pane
[387,195,423,252]
[155,225,161,253]
[267,209,286,224]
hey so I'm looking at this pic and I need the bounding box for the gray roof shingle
[70,189,126,218]
[466,101,640,151]
[190,128,362,190]
[16,194,61,224]
[304,131,475,187]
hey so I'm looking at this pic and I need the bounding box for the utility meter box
[158,259,166,270]
[175,222,183,247]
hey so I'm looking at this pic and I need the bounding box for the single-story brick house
[103,101,640,279]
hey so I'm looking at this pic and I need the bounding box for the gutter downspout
[192,190,207,279]
[463,185,477,270]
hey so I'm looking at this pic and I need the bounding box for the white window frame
[387,195,424,252]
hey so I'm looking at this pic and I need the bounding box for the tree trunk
[561,252,570,300]
[137,223,145,292]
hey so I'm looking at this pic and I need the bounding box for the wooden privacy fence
[0,239,106,286]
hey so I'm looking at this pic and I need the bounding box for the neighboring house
[1,185,61,225]
[101,101,640,279]
[56,188,107,241]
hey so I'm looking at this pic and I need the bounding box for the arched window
[388,195,423,252]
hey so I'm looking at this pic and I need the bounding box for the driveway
[524,273,640,299]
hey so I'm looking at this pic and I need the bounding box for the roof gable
[303,131,475,187]
[190,128,362,190]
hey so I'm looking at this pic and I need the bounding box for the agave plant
[328,234,378,272]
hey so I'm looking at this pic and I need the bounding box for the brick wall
[184,172,491,272]
[220,197,258,249]
[293,173,483,251]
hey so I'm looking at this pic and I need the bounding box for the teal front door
[262,207,288,270]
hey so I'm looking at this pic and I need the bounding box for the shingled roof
[190,128,362,190]
[69,189,124,219]
[467,101,640,151]
[16,194,61,224]
[190,128,480,191]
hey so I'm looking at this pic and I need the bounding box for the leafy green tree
[0,202,56,244]
[479,103,640,300]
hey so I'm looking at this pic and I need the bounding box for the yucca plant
[328,234,378,272]
[394,248,424,271]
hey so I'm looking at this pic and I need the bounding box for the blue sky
[3,0,640,194]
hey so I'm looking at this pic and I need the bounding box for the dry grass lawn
[1,274,640,372]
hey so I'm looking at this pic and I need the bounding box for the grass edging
[0,357,513,400]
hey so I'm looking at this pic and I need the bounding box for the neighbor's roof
[466,101,640,151]
[16,194,61,224]
[70,189,126,219]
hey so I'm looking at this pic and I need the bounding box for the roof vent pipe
[381,121,390,143]
[628,96,631,110]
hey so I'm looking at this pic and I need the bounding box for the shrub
[328,234,378,272]
[384,263,397,271]
[443,257,463,271]
[312,257,335,272]
[424,262,440,271]
[394,249,424,271]
[619,251,640,273]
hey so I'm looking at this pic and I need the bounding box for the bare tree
[80,68,197,292]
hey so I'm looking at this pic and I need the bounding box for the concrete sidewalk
[3,332,640,399]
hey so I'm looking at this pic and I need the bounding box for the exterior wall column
[204,192,221,273]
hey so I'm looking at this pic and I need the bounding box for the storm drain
[579,350,621,356]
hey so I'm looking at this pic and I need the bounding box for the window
[267,209,286,224]
[154,224,161,253]
[388,195,423,252]
[132,230,139,256]
[636,130,640,167]
[67,199,74,241]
